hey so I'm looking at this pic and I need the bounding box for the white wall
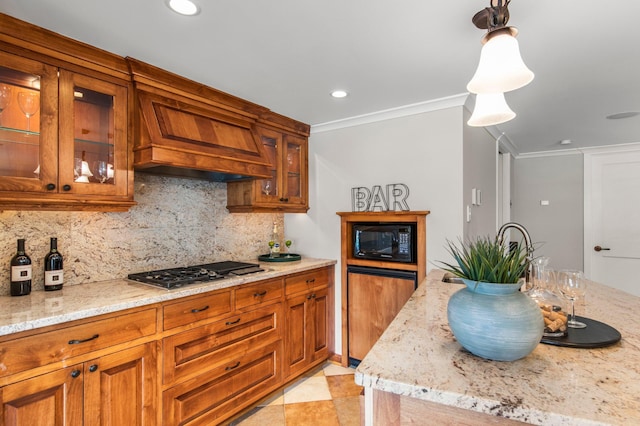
[285,105,497,356]
[511,153,584,270]
[462,108,499,238]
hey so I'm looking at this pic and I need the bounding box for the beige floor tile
[284,376,332,404]
[284,400,340,426]
[229,405,285,425]
[326,375,363,399]
[323,362,356,377]
[333,396,362,426]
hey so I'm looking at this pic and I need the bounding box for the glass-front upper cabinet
[282,134,307,206]
[58,70,128,197]
[255,128,281,204]
[252,128,307,209]
[0,51,57,192]
[0,49,130,204]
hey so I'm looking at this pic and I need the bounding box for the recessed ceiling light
[559,139,572,145]
[167,0,200,16]
[330,90,348,99]
[606,111,640,120]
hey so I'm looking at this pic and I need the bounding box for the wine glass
[261,180,272,196]
[285,239,293,257]
[17,92,39,132]
[0,84,12,126]
[558,270,587,329]
[94,161,108,183]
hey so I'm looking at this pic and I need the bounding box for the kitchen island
[355,269,640,425]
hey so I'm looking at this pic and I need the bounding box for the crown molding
[310,93,469,134]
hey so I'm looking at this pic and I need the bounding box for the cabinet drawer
[235,278,283,310]
[163,340,281,426]
[163,303,282,386]
[0,308,156,378]
[163,289,232,330]
[285,267,330,296]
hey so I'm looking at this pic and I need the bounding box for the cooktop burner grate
[128,261,263,289]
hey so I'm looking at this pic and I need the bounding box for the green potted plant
[440,236,530,285]
[439,236,543,361]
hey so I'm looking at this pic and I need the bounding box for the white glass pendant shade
[467,30,534,94]
[467,93,516,127]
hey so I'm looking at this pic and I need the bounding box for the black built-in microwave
[352,222,416,263]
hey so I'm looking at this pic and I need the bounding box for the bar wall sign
[351,183,410,212]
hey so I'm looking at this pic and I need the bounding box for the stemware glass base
[567,318,587,329]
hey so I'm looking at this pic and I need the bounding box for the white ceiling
[2,0,639,154]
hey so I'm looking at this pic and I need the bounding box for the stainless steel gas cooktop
[127,261,264,290]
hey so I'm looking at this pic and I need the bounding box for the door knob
[594,245,611,252]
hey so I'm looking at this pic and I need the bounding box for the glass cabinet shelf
[0,127,40,145]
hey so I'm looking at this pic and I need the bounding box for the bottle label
[11,265,32,282]
[273,243,281,254]
[45,270,64,287]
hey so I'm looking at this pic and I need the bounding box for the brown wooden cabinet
[337,211,429,367]
[0,343,156,426]
[0,364,84,426]
[0,266,335,426]
[0,305,158,426]
[0,14,134,211]
[283,268,332,379]
[227,126,309,213]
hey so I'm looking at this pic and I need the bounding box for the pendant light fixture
[467,0,534,94]
[467,93,515,127]
[466,0,533,127]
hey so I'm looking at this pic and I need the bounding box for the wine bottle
[44,237,64,291]
[271,222,281,257]
[10,239,32,296]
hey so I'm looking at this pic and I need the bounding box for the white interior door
[584,148,640,296]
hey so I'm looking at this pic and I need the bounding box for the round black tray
[258,253,301,262]
[540,316,621,348]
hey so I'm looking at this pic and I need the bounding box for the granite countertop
[355,269,640,425]
[0,258,335,337]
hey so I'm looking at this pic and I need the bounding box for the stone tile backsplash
[0,173,283,295]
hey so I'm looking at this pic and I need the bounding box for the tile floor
[228,362,363,426]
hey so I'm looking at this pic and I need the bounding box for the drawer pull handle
[71,369,81,378]
[68,334,100,345]
[89,364,98,373]
[191,305,210,313]
[306,278,315,284]
[225,361,241,371]
[225,318,241,326]
[254,290,267,297]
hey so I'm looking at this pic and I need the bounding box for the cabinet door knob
[46,183,56,191]
[71,369,81,378]
[594,245,611,252]
[62,184,72,191]
[89,364,98,373]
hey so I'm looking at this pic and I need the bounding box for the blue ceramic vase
[447,279,544,361]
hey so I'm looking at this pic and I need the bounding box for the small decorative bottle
[10,239,32,296]
[270,222,281,258]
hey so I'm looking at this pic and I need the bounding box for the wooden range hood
[127,58,307,182]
